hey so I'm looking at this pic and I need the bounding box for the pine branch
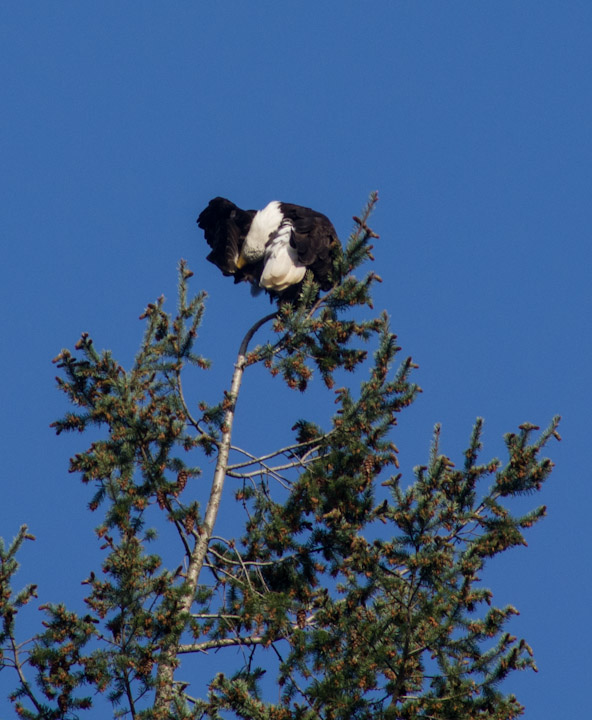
[0,527,45,717]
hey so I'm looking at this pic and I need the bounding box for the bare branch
[6,635,44,715]
[178,635,267,654]
[227,436,329,470]
[227,453,320,480]
[153,312,276,711]
[174,367,219,448]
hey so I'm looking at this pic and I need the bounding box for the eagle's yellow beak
[236,252,247,270]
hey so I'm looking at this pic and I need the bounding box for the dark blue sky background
[1,2,590,717]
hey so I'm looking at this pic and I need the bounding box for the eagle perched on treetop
[197,197,340,301]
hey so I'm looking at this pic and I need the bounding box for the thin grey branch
[227,436,328,471]
[178,635,267,654]
[153,311,275,712]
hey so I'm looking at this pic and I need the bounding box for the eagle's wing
[207,220,242,276]
[280,204,339,290]
[197,198,255,276]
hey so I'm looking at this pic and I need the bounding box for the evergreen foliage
[1,194,560,719]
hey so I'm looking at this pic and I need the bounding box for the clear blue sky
[1,2,590,717]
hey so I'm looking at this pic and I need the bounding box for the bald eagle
[197,197,340,300]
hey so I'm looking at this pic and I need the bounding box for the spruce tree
[1,194,560,719]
